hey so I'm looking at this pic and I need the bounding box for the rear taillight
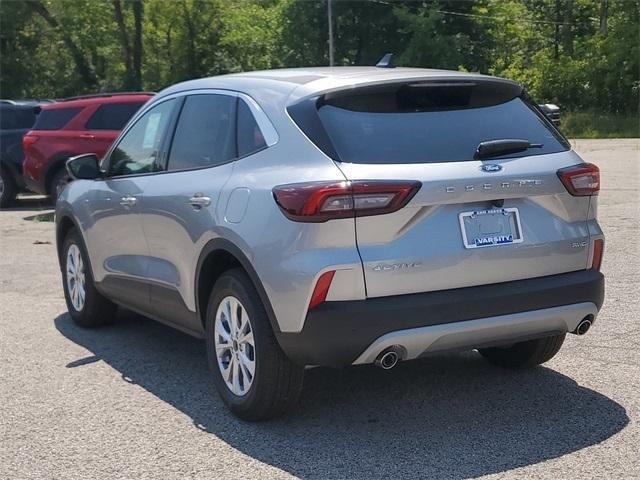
[308,270,335,310]
[591,238,604,271]
[557,163,600,196]
[22,135,39,154]
[272,180,421,222]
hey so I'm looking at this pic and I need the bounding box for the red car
[22,92,153,198]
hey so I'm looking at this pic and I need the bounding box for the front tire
[478,334,566,369]
[0,167,17,208]
[62,229,117,327]
[205,268,304,421]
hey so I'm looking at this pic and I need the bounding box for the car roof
[156,67,520,106]
[43,92,154,110]
[0,100,49,109]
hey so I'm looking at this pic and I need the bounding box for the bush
[561,111,640,139]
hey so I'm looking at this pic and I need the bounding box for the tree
[112,0,143,90]
[29,0,98,88]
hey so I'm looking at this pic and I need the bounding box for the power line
[362,0,599,27]
[436,9,599,27]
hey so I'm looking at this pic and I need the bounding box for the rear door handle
[80,133,95,139]
[189,193,212,209]
[120,196,137,207]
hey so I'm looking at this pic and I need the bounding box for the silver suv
[56,67,605,420]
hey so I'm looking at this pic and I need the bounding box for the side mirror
[66,153,102,180]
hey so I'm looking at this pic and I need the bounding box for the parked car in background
[56,67,604,420]
[0,100,48,207]
[539,103,561,127]
[22,92,153,200]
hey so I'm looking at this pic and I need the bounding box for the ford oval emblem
[480,164,503,173]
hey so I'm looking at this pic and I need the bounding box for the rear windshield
[312,83,568,164]
[86,102,145,130]
[0,107,37,129]
[33,107,82,130]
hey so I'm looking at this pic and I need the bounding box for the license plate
[459,207,523,249]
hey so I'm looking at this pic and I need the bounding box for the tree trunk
[132,0,143,90]
[599,0,609,36]
[554,0,560,60]
[182,3,197,78]
[112,0,133,89]
[562,0,574,56]
[29,0,98,88]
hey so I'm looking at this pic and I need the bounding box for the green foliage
[0,0,638,137]
[561,111,640,138]
[219,0,285,71]
[395,7,469,70]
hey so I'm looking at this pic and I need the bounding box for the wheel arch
[195,238,282,335]
[1,157,20,183]
[54,211,94,276]
[44,153,73,195]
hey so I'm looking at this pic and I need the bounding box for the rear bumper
[276,270,604,367]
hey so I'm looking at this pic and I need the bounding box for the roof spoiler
[60,92,156,102]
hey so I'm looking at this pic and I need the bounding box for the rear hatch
[290,79,595,298]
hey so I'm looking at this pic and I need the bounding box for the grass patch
[561,111,639,138]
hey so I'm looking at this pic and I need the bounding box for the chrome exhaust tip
[573,318,592,336]
[374,346,403,370]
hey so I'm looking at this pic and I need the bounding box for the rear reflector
[308,270,335,310]
[557,163,600,196]
[591,239,604,271]
[273,180,421,222]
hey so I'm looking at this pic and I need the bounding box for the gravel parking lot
[1,139,638,480]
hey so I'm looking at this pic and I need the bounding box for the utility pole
[327,0,335,66]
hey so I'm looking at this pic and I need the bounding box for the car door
[140,92,238,333]
[84,98,178,313]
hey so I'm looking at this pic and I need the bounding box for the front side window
[166,94,236,171]
[86,102,146,130]
[108,99,176,177]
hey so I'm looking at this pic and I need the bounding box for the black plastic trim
[276,270,605,367]
[195,238,282,335]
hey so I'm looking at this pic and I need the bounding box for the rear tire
[205,268,304,421]
[0,167,17,208]
[62,229,117,327]
[478,334,566,369]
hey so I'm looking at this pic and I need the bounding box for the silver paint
[57,67,602,345]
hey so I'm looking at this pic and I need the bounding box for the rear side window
[237,99,266,157]
[166,94,236,171]
[33,107,81,130]
[303,82,568,164]
[86,102,145,130]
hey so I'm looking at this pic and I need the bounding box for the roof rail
[60,92,156,102]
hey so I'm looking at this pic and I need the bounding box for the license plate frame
[459,207,524,249]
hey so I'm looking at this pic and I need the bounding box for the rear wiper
[475,139,543,160]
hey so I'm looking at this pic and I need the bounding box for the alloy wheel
[66,244,86,311]
[214,296,256,396]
